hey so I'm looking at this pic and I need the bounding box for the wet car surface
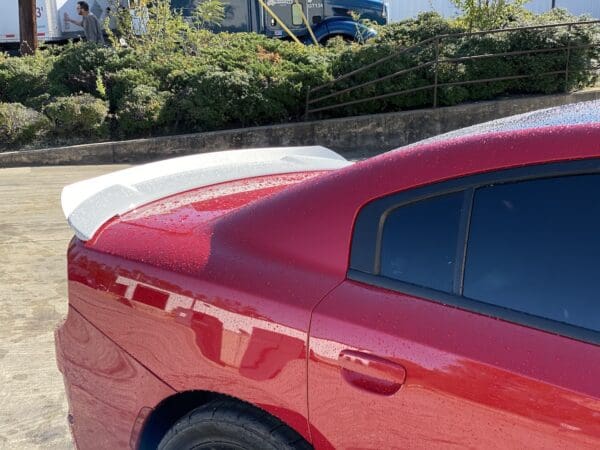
[56,102,600,449]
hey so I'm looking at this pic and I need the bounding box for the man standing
[64,1,105,44]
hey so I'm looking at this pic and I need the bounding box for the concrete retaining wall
[2,89,599,168]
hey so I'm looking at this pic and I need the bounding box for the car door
[308,160,600,449]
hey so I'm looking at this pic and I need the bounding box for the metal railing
[304,20,600,119]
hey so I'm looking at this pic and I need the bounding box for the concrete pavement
[0,165,129,449]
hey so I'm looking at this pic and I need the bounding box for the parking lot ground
[0,165,130,450]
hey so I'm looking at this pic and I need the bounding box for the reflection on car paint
[115,274,308,379]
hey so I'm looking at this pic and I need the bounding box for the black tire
[157,398,312,450]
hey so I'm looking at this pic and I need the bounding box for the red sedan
[56,101,600,449]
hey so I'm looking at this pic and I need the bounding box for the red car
[56,101,600,449]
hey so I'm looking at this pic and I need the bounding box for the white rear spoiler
[61,146,351,241]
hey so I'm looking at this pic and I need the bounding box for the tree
[193,0,226,30]
[449,0,532,30]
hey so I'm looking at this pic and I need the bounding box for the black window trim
[348,158,600,346]
[454,188,474,296]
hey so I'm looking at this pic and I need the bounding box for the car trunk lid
[61,146,350,241]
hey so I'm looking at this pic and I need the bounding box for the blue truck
[172,0,388,43]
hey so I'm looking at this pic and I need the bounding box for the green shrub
[0,53,53,103]
[47,43,135,96]
[108,0,192,57]
[22,93,53,111]
[164,37,333,131]
[319,42,433,116]
[191,0,226,29]
[167,67,266,131]
[450,0,533,30]
[454,19,599,100]
[44,94,108,137]
[1,8,598,144]
[117,85,172,137]
[145,53,200,91]
[0,103,50,149]
[311,11,599,117]
[374,12,466,46]
[106,68,160,111]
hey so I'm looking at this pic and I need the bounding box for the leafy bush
[191,0,226,29]
[311,11,599,117]
[144,52,200,91]
[106,68,160,111]
[453,18,599,100]
[160,34,333,130]
[0,103,50,149]
[47,43,134,96]
[374,12,466,46]
[117,85,172,137]
[43,94,108,137]
[22,93,53,111]
[0,53,54,103]
[167,67,268,130]
[107,0,192,57]
[450,0,533,30]
[2,5,599,148]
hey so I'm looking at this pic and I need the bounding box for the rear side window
[464,174,600,332]
[381,192,464,293]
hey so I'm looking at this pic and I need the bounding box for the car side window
[464,174,600,332]
[380,192,464,293]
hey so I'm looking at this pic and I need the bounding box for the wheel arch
[136,390,312,450]
[136,390,218,450]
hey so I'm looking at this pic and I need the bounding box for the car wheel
[158,398,312,450]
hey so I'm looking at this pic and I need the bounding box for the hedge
[0,8,598,151]
[44,94,109,138]
[315,10,599,117]
[0,103,50,148]
[117,86,172,137]
[0,53,54,104]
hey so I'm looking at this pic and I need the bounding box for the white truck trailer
[0,0,113,45]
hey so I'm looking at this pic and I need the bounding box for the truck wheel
[158,398,312,450]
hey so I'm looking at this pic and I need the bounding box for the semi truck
[174,0,388,43]
[1,0,387,48]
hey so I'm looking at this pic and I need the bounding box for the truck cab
[263,0,387,42]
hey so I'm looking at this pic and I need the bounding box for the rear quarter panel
[66,237,340,442]
[55,306,174,449]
